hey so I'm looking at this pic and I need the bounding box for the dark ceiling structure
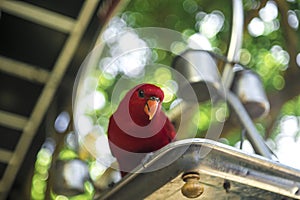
[0,0,105,198]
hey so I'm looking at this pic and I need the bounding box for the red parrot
[108,83,176,176]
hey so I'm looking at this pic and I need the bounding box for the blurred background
[0,0,300,199]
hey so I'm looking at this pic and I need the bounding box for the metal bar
[0,56,50,84]
[226,90,273,159]
[0,0,100,197]
[97,139,300,200]
[221,0,244,88]
[227,0,244,62]
[1,0,75,33]
[0,0,5,7]
[0,149,13,163]
[0,110,28,131]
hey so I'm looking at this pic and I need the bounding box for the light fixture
[231,67,270,119]
[171,49,221,102]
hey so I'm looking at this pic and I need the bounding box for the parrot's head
[128,83,164,125]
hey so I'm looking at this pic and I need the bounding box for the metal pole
[222,0,244,88]
[226,90,273,159]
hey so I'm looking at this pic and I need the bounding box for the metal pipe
[222,0,244,88]
[226,90,274,159]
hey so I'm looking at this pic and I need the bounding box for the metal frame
[222,0,243,88]
[0,110,28,131]
[225,90,274,159]
[0,0,100,198]
[1,0,75,33]
[97,138,300,200]
[0,56,50,84]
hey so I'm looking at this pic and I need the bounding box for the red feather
[108,83,176,176]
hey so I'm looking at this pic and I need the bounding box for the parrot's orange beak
[144,97,160,120]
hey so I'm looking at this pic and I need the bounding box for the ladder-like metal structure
[0,0,99,198]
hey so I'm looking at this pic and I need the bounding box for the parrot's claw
[141,152,154,168]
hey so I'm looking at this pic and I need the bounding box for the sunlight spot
[102,17,127,44]
[273,116,300,170]
[248,17,264,37]
[165,80,178,94]
[270,45,290,67]
[199,10,224,38]
[93,90,106,110]
[280,116,298,136]
[54,111,70,133]
[63,160,89,190]
[99,57,119,77]
[216,106,227,122]
[154,67,172,83]
[259,1,278,22]
[101,17,151,78]
[272,75,285,90]
[188,33,212,50]
[296,53,300,67]
[77,116,93,137]
[288,10,299,30]
[83,77,98,93]
[195,11,206,21]
[239,49,251,65]
[171,41,186,54]
[161,86,174,103]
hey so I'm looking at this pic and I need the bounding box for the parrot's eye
[138,90,145,98]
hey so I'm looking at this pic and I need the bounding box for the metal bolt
[223,179,231,193]
[181,172,204,198]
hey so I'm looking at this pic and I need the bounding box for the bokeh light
[183,0,198,14]
[54,111,70,133]
[101,17,151,78]
[170,41,186,54]
[154,67,172,83]
[93,90,106,110]
[239,48,251,65]
[288,10,299,29]
[248,1,280,37]
[215,105,227,123]
[198,10,225,39]
[270,45,290,67]
[248,17,265,37]
[297,53,300,67]
[188,33,212,50]
[272,116,300,170]
[259,1,278,22]
[77,115,93,138]
[31,147,53,200]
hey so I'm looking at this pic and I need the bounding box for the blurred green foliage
[92,0,300,142]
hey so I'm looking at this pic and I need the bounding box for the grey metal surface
[171,49,220,102]
[231,69,270,118]
[97,138,300,200]
[221,0,244,88]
